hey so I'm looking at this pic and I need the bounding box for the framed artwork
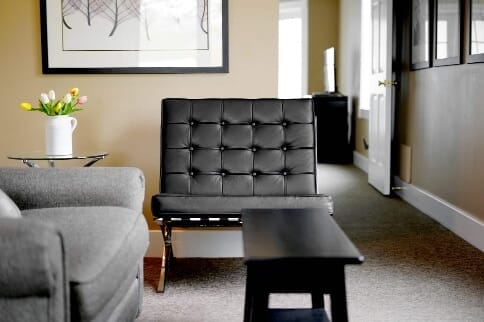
[40,0,229,74]
[411,0,432,70]
[433,0,463,67]
[468,0,484,63]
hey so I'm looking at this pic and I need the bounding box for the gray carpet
[138,164,484,322]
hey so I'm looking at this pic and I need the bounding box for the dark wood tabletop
[242,208,364,265]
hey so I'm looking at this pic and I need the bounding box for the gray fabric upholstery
[0,189,21,218]
[0,218,63,296]
[0,217,67,322]
[22,206,148,321]
[0,167,148,322]
[0,167,145,212]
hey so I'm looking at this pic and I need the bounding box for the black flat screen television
[323,47,336,94]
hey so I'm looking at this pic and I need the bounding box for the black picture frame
[40,0,229,74]
[433,0,463,67]
[411,0,433,70]
[468,0,484,63]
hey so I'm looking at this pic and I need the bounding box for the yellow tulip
[70,87,79,96]
[54,102,63,113]
[20,102,32,111]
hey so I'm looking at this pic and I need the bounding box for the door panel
[368,0,393,195]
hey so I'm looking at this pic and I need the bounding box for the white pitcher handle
[70,117,78,133]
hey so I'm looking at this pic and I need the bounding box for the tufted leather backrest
[161,98,318,196]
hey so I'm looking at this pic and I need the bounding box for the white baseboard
[171,228,243,258]
[145,228,244,258]
[145,230,163,258]
[353,151,368,173]
[394,176,484,252]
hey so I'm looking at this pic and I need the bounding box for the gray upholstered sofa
[0,167,149,322]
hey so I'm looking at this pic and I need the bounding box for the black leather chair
[151,98,333,292]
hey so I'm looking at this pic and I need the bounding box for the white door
[368,0,394,195]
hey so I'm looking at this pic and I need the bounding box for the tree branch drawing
[63,0,106,28]
[62,0,210,40]
[199,0,208,34]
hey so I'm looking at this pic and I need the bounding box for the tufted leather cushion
[152,98,334,220]
[160,98,318,196]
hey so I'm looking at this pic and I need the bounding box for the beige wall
[401,67,484,220]
[0,1,279,229]
[338,0,368,156]
[308,0,340,94]
[310,0,368,157]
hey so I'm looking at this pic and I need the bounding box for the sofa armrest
[0,217,68,322]
[0,167,145,212]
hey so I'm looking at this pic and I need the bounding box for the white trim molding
[394,176,484,252]
[145,230,163,258]
[145,228,244,258]
[353,150,369,173]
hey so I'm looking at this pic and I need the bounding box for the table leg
[22,159,39,168]
[252,292,269,322]
[244,269,254,322]
[311,292,325,308]
[84,156,104,167]
[330,268,348,322]
[244,267,269,322]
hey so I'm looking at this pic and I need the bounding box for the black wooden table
[242,208,364,322]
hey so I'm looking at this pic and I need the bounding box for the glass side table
[7,151,109,167]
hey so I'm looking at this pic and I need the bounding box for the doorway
[278,0,308,98]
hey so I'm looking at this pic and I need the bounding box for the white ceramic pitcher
[45,115,77,156]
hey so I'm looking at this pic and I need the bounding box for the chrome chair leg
[157,223,172,293]
[157,247,167,292]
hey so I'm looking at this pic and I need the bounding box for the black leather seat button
[221,172,226,177]
[282,122,287,127]
[283,171,288,176]
[252,172,257,177]
[220,146,225,151]
[281,146,287,151]
[251,122,257,127]
[189,146,194,151]
[189,121,195,126]
[189,171,194,176]
[251,147,257,152]
[220,121,226,126]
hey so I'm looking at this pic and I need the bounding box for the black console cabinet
[312,94,352,164]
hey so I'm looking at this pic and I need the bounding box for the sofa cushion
[22,206,148,321]
[0,189,21,218]
[152,194,334,219]
[0,167,145,212]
